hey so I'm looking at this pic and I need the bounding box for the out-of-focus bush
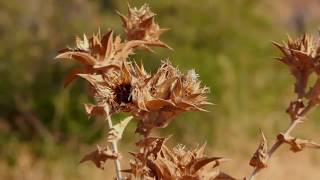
[1,0,319,149]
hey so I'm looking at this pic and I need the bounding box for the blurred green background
[1,0,320,179]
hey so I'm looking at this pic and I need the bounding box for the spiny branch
[248,115,304,180]
[248,33,320,179]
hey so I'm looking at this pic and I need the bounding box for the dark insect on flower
[114,83,133,104]
[79,63,137,116]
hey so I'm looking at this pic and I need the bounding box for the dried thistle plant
[247,34,320,179]
[56,3,211,180]
[55,3,320,180]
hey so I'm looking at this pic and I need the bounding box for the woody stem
[105,109,122,180]
[248,104,310,180]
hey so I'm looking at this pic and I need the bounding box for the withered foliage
[123,137,235,180]
[56,3,210,136]
[80,145,118,169]
[277,133,320,153]
[249,131,268,169]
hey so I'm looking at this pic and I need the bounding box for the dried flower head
[79,63,137,116]
[273,34,320,120]
[273,34,319,98]
[118,3,171,49]
[132,60,211,136]
[123,137,235,180]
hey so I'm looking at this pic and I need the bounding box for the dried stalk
[248,102,311,180]
[105,107,123,180]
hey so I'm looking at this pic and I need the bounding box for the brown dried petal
[56,51,97,65]
[63,67,94,87]
[188,156,225,174]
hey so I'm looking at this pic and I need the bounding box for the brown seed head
[133,60,211,136]
[118,3,171,49]
[273,34,318,97]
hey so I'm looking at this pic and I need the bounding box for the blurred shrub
[1,0,316,148]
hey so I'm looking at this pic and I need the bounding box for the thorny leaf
[80,145,118,169]
[277,133,320,152]
[107,116,133,143]
[63,66,94,87]
[188,156,228,174]
[249,130,268,169]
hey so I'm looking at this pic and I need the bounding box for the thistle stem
[248,106,309,180]
[105,110,123,180]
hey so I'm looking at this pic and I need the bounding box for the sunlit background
[1,0,320,179]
